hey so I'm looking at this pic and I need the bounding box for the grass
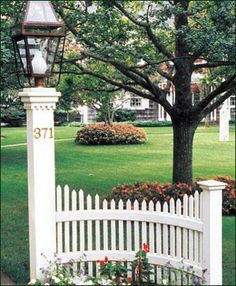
[1,125,235,285]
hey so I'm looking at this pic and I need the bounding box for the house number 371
[33,128,54,139]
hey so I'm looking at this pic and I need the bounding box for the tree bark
[172,119,198,183]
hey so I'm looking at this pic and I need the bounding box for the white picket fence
[54,180,224,285]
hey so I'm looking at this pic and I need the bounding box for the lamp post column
[19,87,61,280]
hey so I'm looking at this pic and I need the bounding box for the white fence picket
[134,200,140,251]
[141,200,147,246]
[95,195,100,276]
[87,194,93,276]
[189,195,194,262]
[183,194,188,260]
[163,202,168,256]
[194,191,200,265]
[103,200,108,251]
[111,200,116,251]
[170,198,175,258]
[118,200,124,251]
[56,186,63,253]
[126,200,132,252]
[156,202,161,255]
[176,198,182,284]
[149,201,155,283]
[79,190,85,274]
[126,199,132,278]
[149,201,154,253]
[72,190,77,273]
[95,195,100,251]
[64,185,70,253]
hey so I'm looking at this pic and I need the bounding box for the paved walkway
[1,272,15,285]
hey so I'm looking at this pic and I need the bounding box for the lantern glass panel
[27,37,59,76]
[16,39,28,74]
[25,1,59,24]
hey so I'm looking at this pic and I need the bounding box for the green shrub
[75,123,147,145]
[1,106,25,127]
[229,119,235,125]
[114,109,136,122]
[108,176,235,215]
[128,120,172,127]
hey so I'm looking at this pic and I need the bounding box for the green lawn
[1,125,235,284]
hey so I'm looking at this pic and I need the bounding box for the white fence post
[197,180,226,285]
[19,88,61,280]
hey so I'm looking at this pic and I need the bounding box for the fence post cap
[197,179,227,191]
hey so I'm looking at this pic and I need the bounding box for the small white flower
[44,283,50,285]
[100,278,113,285]
[51,276,60,283]
[162,279,168,285]
[28,279,37,285]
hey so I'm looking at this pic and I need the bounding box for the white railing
[55,180,226,285]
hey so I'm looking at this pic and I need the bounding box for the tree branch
[194,74,236,113]
[193,61,236,70]
[81,51,150,89]
[200,89,234,119]
[112,1,148,27]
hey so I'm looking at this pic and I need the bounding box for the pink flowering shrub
[75,123,147,145]
[108,176,235,215]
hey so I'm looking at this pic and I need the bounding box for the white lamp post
[11,0,66,280]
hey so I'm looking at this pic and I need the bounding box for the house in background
[77,66,235,124]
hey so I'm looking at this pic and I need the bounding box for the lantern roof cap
[23,1,62,27]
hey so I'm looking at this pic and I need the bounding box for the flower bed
[108,176,235,215]
[75,123,147,145]
[28,245,205,285]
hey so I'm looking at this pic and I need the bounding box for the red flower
[143,243,149,253]
[104,256,108,263]
[97,260,105,266]
[156,264,161,269]
[128,276,132,282]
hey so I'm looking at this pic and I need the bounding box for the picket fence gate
[55,180,224,285]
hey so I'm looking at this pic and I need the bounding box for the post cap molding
[19,88,61,110]
[197,179,227,191]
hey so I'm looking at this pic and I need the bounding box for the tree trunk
[172,120,197,184]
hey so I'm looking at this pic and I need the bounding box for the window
[192,92,200,105]
[230,95,235,106]
[230,108,235,119]
[130,96,141,107]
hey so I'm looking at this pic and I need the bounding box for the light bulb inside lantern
[32,50,47,74]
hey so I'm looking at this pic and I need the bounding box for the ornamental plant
[75,123,147,145]
[108,176,235,215]
[92,256,128,285]
[28,251,206,286]
[131,243,153,285]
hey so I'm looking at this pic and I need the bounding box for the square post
[19,88,61,280]
[198,180,226,285]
